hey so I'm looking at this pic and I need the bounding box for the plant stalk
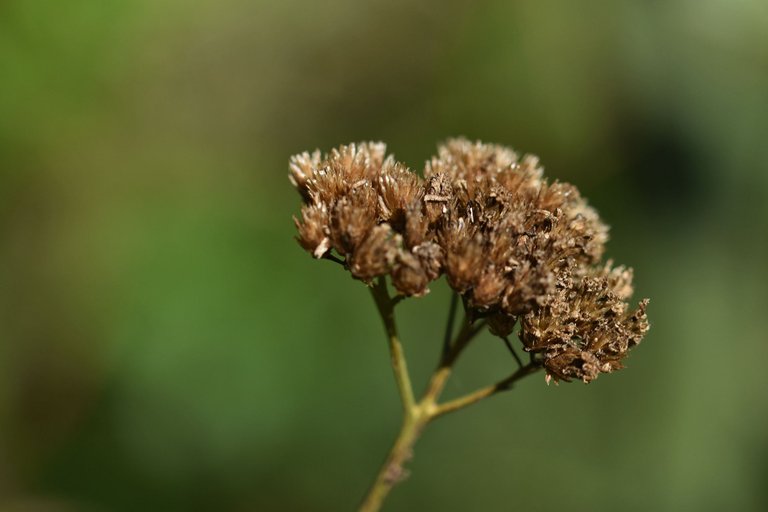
[358,403,432,512]
[369,277,416,414]
[361,281,540,511]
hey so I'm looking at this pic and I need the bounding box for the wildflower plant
[290,139,650,511]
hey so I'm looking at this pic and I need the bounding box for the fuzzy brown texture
[520,263,649,382]
[290,139,649,382]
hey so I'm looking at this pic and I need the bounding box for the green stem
[358,404,432,512]
[423,316,486,402]
[369,277,416,415]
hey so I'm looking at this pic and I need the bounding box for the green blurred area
[1,0,767,510]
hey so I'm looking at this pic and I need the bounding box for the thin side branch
[445,316,487,366]
[322,253,346,266]
[502,336,524,368]
[422,316,487,405]
[442,292,458,358]
[431,363,541,420]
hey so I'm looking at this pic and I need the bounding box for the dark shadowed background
[2,1,767,511]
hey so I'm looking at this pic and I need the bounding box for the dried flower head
[290,138,649,381]
[291,142,436,295]
[520,263,649,382]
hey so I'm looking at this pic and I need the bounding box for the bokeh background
[2,0,767,511]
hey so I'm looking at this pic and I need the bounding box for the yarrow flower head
[290,138,649,383]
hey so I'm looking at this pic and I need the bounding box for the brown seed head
[519,263,650,383]
[290,139,650,372]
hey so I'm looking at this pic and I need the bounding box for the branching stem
[361,281,541,511]
[442,292,458,358]
[503,336,524,368]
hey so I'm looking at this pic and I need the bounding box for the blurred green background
[1,0,767,511]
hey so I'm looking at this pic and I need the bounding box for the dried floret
[289,149,322,203]
[391,250,431,297]
[412,241,443,281]
[377,160,424,229]
[425,138,520,195]
[443,228,484,294]
[329,184,378,256]
[403,204,430,248]
[294,203,330,258]
[349,224,400,281]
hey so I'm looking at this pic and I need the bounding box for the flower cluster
[290,139,649,382]
[520,263,649,382]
